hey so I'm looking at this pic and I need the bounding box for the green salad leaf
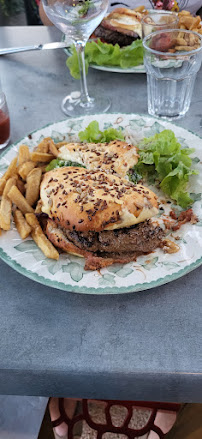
[133,129,198,208]
[66,39,143,79]
[46,158,85,172]
[78,120,125,143]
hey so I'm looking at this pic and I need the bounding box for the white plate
[0,113,202,295]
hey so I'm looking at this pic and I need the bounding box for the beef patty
[62,220,164,255]
[94,25,140,47]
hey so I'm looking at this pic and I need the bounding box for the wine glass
[41,0,110,116]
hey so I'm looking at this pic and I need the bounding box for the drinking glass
[42,0,110,116]
[143,29,202,120]
[142,10,179,39]
[0,92,10,149]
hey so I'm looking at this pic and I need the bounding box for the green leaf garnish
[127,168,142,184]
[78,120,125,143]
[46,158,85,172]
[133,129,198,209]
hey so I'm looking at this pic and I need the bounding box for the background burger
[94,8,143,47]
[40,166,164,270]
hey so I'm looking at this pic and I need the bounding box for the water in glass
[143,30,202,120]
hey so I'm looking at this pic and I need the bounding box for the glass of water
[143,29,202,120]
[142,10,179,39]
[42,0,110,116]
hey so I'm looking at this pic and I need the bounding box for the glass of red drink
[0,93,10,149]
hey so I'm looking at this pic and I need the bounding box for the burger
[94,8,143,47]
[40,166,164,270]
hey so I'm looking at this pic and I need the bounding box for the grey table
[0,26,202,402]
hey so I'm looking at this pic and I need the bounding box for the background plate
[0,113,202,295]
[63,36,145,74]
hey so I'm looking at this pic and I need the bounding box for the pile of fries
[178,10,202,34]
[134,6,202,34]
[0,137,67,260]
[134,6,202,51]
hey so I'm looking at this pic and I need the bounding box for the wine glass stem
[75,41,92,106]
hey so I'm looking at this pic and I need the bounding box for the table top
[0,26,202,402]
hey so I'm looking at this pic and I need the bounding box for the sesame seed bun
[58,140,139,179]
[41,167,159,233]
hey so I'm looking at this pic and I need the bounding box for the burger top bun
[41,167,159,233]
[58,140,139,179]
[102,8,142,37]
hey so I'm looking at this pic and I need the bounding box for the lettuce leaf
[66,39,143,79]
[46,158,85,172]
[78,120,125,143]
[134,129,198,209]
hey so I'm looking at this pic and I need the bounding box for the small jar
[0,91,10,149]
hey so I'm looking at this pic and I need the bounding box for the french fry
[18,145,30,167]
[7,185,34,214]
[49,142,59,157]
[3,176,17,197]
[36,137,55,153]
[31,152,55,163]
[134,5,145,12]
[18,160,35,180]
[0,178,6,195]
[25,212,42,229]
[36,140,49,153]
[35,199,42,214]
[0,176,17,230]
[26,168,42,206]
[176,37,187,46]
[0,199,12,230]
[13,209,32,239]
[3,157,18,181]
[36,164,47,173]
[179,10,191,16]
[175,45,198,51]
[16,178,25,195]
[31,230,59,259]
[26,213,59,260]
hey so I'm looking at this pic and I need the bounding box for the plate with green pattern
[0,113,202,295]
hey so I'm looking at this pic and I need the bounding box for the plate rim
[0,112,202,295]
